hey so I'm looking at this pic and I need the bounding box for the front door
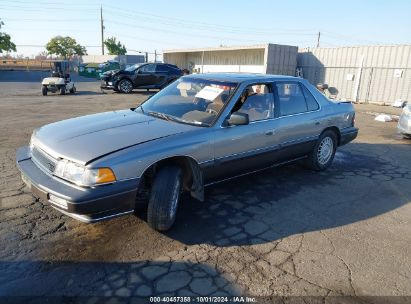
[135,64,156,87]
[205,83,281,183]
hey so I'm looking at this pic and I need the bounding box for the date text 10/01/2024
[149,296,257,303]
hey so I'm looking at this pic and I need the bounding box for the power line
[2,17,97,22]
[0,0,98,6]
[7,27,97,33]
[0,4,97,12]
[104,19,267,44]
[103,4,316,35]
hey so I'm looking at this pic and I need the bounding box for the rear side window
[301,85,320,111]
[155,64,170,72]
[276,83,308,116]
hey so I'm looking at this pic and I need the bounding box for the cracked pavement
[0,78,410,300]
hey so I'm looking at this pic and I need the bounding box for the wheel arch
[321,126,341,145]
[140,155,204,202]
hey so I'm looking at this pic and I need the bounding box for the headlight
[54,159,116,186]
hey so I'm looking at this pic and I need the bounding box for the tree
[0,19,17,53]
[104,37,127,55]
[46,36,86,59]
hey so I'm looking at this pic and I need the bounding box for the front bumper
[16,146,139,223]
[339,127,359,146]
[100,79,117,90]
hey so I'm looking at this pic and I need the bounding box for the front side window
[138,78,237,126]
[139,64,156,73]
[125,64,142,72]
[276,82,309,116]
[232,84,274,122]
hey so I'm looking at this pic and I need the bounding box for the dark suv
[100,63,183,93]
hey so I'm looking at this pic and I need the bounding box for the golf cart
[41,61,76,96]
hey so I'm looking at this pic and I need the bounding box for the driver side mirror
[227,112,249,126]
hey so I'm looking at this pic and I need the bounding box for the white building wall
[163,44,297,75]
[194,64,265,73]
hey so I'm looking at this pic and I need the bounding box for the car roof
[183,73,299,83]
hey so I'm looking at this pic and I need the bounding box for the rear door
[154,64,170,87]
[273,81,324,160]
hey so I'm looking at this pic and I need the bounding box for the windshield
[138,77,238,126]
[125,64,142,72]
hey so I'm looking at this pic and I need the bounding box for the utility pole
[154,50,157,62]
[316,31,321,48]
[100,5,105,55]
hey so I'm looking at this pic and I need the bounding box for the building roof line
[163,43,296,53]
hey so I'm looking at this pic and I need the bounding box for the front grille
[31,146,57,174]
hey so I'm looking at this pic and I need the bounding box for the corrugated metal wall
[266,44,298,75]
[298,45,411,104]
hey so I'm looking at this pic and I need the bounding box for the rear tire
[60,85,66,95]
[147,166,182,232]
[42,86,47,96]
[306,130,337,171]
[118,79,133,93]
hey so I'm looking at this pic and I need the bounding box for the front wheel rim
[120,81,132,92]
[317,137,334,165]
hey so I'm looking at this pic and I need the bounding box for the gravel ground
[0,74,410,302]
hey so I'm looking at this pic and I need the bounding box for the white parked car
[398,104,411,138]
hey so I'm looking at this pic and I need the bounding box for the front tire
[69,86,76,94]
[147,166,182,231]
[42,86,47,96]
[118,79,133,94]
[306,130,337,171]
[60,85,66,95]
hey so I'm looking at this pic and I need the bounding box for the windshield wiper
[139,104,145,114]
[147,111,209,127]
[147,111,172,121]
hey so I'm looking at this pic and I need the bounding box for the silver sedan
[16,73,358,231]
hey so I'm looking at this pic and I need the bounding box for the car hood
[32,109,196,165]
[102,69,121,77]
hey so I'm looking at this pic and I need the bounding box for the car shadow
[74,90,105,96]
[111,90,158,96]
[0,260,240,298]
[161,143,411,247]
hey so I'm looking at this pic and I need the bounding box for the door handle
[315,121,321,125]
[265,129,275,136]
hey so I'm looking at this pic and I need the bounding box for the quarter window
[302,85,320,111]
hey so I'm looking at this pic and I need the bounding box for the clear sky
[1,0,411,60]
